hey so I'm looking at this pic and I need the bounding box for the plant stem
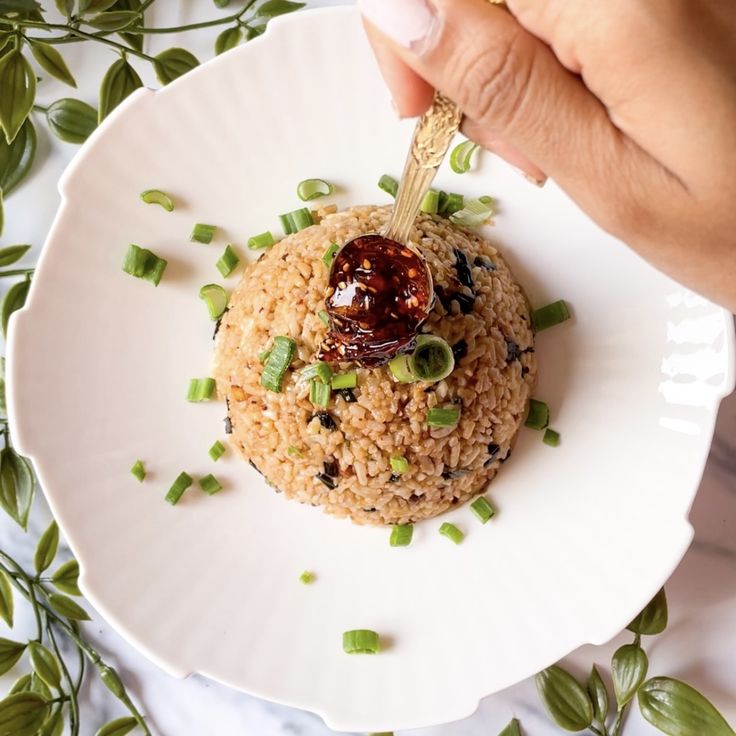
[118,0,258,34]
[611,705,630,736]
[589,725,606,736]
[0,268,35,277]
[0,552,43,641]
[47,618,81,736]
[33,104,49,114]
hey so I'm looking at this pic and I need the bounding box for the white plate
[7,7,735,732]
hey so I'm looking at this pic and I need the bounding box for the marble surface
[1,2,734,734]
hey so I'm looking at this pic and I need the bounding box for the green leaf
[95,717,138,736]
[0,637,26,676]
[0,244,30,266]
[29,672,51,700]
[498,718,522,736]
[153,47,199,85]
[81,0,119,12]
[47,592,90,621]
[54,0,75,16]
[0,191,3,237]
[50,558,81,596]
[98,664,125,698]
[46,97,97,144]
[628,588,668,636]
[0,447,35,530]
[28,42,76,88]
[34,520,59,574]
[27,643,61,692]
[38,706,64,736]
[587,665,609,724]
[0,118,36,195]
[612,644,648,707]
[535,665,594,732]
[98,57,142,123]
[215,26,242,55]
[0,692,50,736]
[112,0,143,51]
[0,49,36,144]
[86,10,138,31]
[1,277,31,337]
[8,673,31,694]
[0,0,42,13]
[256,0,305,18]
[213,0,230,7]
[0,569,12,627]
[638,677,736,736]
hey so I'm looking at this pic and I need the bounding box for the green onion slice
[209,440,226,462]
[525,398,550,430]
[216,244,240,276]
[309,378,331,408]
[531,299,571,332]
[389,523,413,547]
[342,629,380,654]
[280,208,313,235]
[322,242,340,267]
[260,336,296,392]
[165,472,193,506]
[470,496,495,524]
[199,283,229,320]
[420,189,439,214]
[297,178,334,202]
[389,455,409,474]
[439,522,464,544]
[300,361,333,384]
[378,174,398,198]
[287,445,304,458]
[331,371,357,390]
[427,406,461,428]
[450,139,479,174]
[140,189,174,211]
[543,428,560,447]
[449,197,495,228]
[199,473,223,495]
[122,244,167,287]
[130,460,146,483]
[409,335,454,382]
[388,354,416,383]
[247,231,275,250]
[187,377,216,402]
[190,223,217,244]
[258,349,271,364]
[299,570,315,584]
[318,309,330,326]
[438,191,465,216]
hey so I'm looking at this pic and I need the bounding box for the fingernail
[522,171,547,187]
[358,0,437,49]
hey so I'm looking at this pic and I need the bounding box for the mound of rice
[214,205,536,525]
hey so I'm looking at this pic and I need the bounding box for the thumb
[357,0,680,241]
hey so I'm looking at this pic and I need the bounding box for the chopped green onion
[299,570,315,584]
[258,349,271,364]
[543,428,560,447]
[247,231,275,250]
[301,361,333,384]
[342,629,380,655]
[388,354,416,383]
[260,336,296,392]
[130,460,146,483]
[287,445,304,458]
[331,371,357,389]
[409,335,455,382]
[216,244,240,276]
[199,473,223,495]
[439,522,464,544]
[389,523,413,547]
[427,406,460,428]
[309,378,331,408]
[532,299,571,332]
[279,207,313,235]
[199,283,229,320]
[470,496,495,524]
[525,399,550,430]
[165,472,193,506]
[322,242,340,267]
[449,139,479,174]
[449,197,495,228]
[318,309,330,326]
[420,189,439,214]
[438,191,465,216]
[209,440,226,462]
[122,244,168,286]
[389,455,409,474]
[140,189,174,211]
[297,178,334,202]
[190,223,217,244]
[187,377,216,402]
[378,174,398,198]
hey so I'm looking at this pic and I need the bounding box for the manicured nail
[523,171,547,187]
[358,0,437,49]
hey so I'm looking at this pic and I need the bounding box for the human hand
[357,0,736,312]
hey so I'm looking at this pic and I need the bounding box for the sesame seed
[362,259,371,269]
[408,268,417,278]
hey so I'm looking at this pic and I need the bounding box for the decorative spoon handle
[383,91,462,244]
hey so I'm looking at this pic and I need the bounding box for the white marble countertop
[1,2,735,734]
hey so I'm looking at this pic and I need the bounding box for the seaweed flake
[505,338,521,363]
[248,459,262,475]
[453,248,474,289]
[310,411,337,430]
[362,507,377,513]
[442,469,469,480]
[316,473,337,490]
[453,291,475,314]
[452,339,468,362]
[323,457,339,478]
[521,365,530,376]
[500,449,512,464]
[336,388,357,403]
[224,416,233,434]
[388,473,400,484]
[473,256,496,271]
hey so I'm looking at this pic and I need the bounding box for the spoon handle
[383,92,463,244]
